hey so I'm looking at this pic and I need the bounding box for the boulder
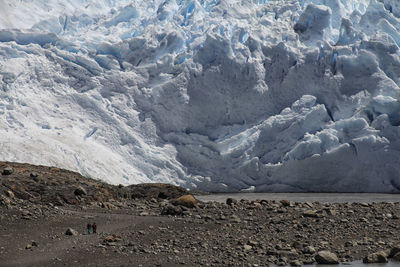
[65,228,78,236]
[290,260,303,266]
[161,204,183,215]
[280,199,291,206]
[243,245,252,251]
[226,198,237,206]
[104,234,122,243]
[393,252,400,261]
[363,251,388,263]
[171,194,197,208]
[2,167,13,175]
[389,244,400,258]
[74,186,87,196]
[315,251,339,264]
[303,245,316,254]
[303,210,318,218]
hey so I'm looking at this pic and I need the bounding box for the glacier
[0,0,400,192]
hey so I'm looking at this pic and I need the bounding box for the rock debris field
[1,162,400,266]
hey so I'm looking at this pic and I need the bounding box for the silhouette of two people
[87,222,97,234]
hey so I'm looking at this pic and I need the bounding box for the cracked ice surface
[0,0,400,192]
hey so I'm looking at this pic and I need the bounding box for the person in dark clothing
[92,222,97,234]
[87,223,91,234]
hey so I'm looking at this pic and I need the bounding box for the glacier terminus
[0,0,400,192]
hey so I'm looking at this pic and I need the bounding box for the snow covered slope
[1,0,400,192]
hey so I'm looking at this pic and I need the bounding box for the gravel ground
[1,162,400,266]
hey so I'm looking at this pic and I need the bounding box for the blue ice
[332,51,338,66]
[240,32,249,43]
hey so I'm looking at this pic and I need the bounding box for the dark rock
[30,172,38,178]
[65,228,78,236]
[389,244,400,258]
[161,204,183,215]
[315,251,339,264]
[2,167,13,175]
[128,183,187,200]
[280,200,291,207]
[74,186,87,196]
[290,260,303,266]
[363,251,388,263]
[226,198,237,206]
[393,252,400,261]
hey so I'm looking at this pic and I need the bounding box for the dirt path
[0,208,172,267]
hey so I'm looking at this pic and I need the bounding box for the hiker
[92,222,97,234]
[87,223,91,234]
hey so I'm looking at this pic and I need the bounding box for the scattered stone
[100,202,117,209]
[25,244,32,249]
[2,167,13,175]
[0,195,11,206]
[65,228,78,236]
[363,251,388,263]
[3,161,400,267]
[30,172,38,178]
[315,251,339,264]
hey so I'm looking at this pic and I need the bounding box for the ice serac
[0,0,399,192]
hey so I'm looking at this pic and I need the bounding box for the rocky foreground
[1,162,400,266]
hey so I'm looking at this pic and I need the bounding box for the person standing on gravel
[92,222,97,234]
[87,223,91,234]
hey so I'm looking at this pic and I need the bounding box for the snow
[0,0,400,192]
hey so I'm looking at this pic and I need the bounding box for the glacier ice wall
[0,0,400,192]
